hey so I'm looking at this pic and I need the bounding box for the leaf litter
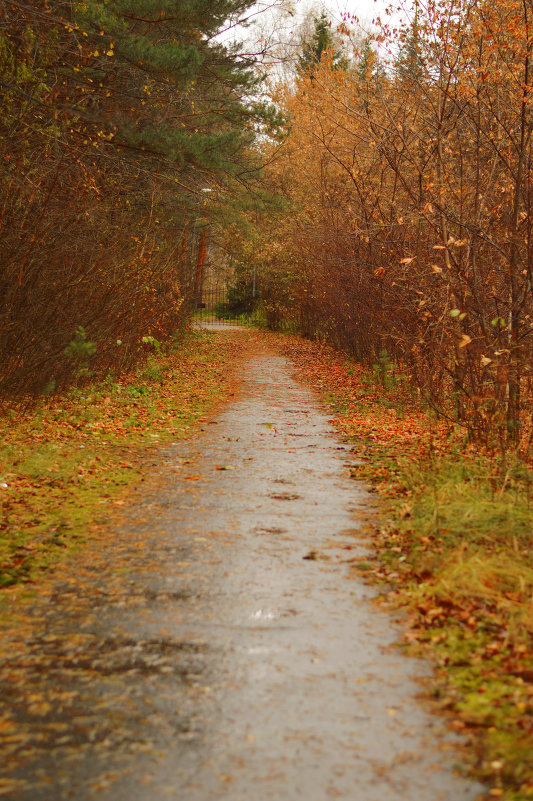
[275,333,533,801]
[0,327,529,798]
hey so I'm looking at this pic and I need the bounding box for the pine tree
[395,3,425,84]
[0,0,283,393]
[355,37,386,114]
[70,0,280,177]
[297,10,347,78]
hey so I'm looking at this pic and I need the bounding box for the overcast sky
[306,0,399,28]
[231,0,410,68]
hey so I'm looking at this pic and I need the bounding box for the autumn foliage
[242,0,533,446]
[0,0,275,396]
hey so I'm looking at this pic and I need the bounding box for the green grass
[296,344,533,800]
[0,329,238,589]
[358,449,533,798]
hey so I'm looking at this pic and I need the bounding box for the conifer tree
[68,0,281,178]
[0,0,283,393]
[297,10,347,78]
[395,3,425,84]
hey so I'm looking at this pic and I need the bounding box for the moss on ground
[0,329,244,589]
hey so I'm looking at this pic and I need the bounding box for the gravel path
[1,352,485,801]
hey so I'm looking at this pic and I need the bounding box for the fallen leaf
[398,503,411,519]
[0,779,26,796]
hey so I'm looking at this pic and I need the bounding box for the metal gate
[196,285,256,326]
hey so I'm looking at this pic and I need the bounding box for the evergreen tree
[0,0,284,393]
[297,10,347,78]
[69,0,282,177]
[357,37,375,82]
[356,36,386,102]
[395,3,425,84]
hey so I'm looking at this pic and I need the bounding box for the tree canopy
[0,0,281,394]
[224,0,533,444]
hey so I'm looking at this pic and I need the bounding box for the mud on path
[0,341,485,800]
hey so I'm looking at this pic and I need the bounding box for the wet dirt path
[1,350,485,800]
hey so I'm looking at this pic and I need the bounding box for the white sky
[295,0,408,59]
[303,0,397,29]
[231,0,410,69]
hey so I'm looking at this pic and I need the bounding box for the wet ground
[0,349,485,800]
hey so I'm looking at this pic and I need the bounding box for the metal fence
[195,286,297,331]
[196,286,258,326]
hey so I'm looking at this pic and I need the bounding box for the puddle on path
[0,354,485,801]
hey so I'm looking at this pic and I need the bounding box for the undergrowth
[368,448,533,800]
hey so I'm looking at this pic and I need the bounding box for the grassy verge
[278,335,533,801]
[0,329,245,591]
